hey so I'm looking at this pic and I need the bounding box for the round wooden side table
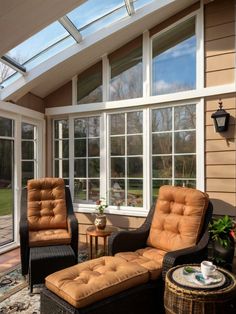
[164,264,236,314]
[86,226,117,259]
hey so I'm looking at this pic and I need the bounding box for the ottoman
[41,256,154,314]
[29,245,76,292]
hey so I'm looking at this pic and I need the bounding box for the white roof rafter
[59,16,82,43]
[124,0,135,16]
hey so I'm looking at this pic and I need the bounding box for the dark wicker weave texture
[29,245,76,292]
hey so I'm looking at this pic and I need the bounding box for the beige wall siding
[44,81,72,108]
[204,0,235,87]
[76,212,145,245]
[16,92,45,113]
[205,94,236,215]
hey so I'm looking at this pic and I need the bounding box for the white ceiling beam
[59,16,82,43]
[0,55,26,75]
[124,0,135,16]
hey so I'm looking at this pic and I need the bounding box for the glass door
[0,117,14,247]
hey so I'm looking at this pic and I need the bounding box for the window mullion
[69,116,74,196]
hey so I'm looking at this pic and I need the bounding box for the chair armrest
[162,229,210,280]
[67,214,78,260]
[108,222,150,256]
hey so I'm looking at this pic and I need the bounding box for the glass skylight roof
[0,0,155,88]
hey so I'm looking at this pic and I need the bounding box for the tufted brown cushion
[45,256,149,309]
[27,178,67,231]
[29,229,71,247]
[115,247,165,280]
[147,185,209,252]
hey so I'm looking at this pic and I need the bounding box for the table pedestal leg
[95,237,98,258]
[89,235,93,259]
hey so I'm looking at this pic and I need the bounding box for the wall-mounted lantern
[211,99,230,133]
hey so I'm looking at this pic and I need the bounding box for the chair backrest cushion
[27,177,67,231]
[147,185,209,252]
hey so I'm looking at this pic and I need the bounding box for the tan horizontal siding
[205,4,235,28]
[205,68,234,86]
[205,94,236,111]
[205,36,235,57]
[205,53,235,72]
[206,178,236,193]
[205,125,236,140]
[206,151,236,165]
[205,22,235,41]
[206,165,236,178]
[206,139,236,152]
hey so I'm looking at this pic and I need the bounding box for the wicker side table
[164,264,236,314]
[29,245,76,292]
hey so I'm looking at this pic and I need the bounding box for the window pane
[127,135,143,155]
[88,179,100,202]
[174,104,196,130]
[0,61,16,84]
[110,114,125,135]
[74,179,86,202]
[175,155,196,178]
[175,131,196,153]
[88,159,100,177]
[109,37,142,100]
[111,137,125,156]
[127,157,143,177]
[111,158,125,177]
[128,179,143,207]
[22,123,35,139]
[127,112,143,134]
[152,156,172,178]
[152,108,172,132]
[152,133,172,154]
[22,161,34,185]
[88,138,99,157]
[74,159,86,177]
[22,141,34,159]
[74,139,86,157]
[110,179,125,206]
[54,140,69,158]
[88,117,100,137]
[74,119,87,137]
[54,120,69,138]
[54,160,69,178]
[77,62,102,104]
[0,117,13,137]
[152,17,196,95]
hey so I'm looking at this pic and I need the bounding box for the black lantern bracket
[211,99,230,133]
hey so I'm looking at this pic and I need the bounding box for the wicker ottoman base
[29,245,76,292]
[41,281,162,314]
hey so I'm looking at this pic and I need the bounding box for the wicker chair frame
[20,186,78,276]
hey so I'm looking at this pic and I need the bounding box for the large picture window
[152,17,196,95]
[74,116,100,203]
[109,111,143,207]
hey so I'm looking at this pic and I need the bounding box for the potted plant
[209,215,235,267]
[94,197,108,230]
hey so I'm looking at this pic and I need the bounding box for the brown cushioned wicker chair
[20,177,78,276]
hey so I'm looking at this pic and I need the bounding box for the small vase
[94,214,107,230]
[212,239,235,269]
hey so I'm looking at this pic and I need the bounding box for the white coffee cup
[200,261,216,278]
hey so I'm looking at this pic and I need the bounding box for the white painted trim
[142,30,151,97]
[0,101,44,119]
[72,76,78,106]
[46,83,236,116]
[100,112,107,199]
[102,54,109,102]
[143,108,151,209]
[196,98,205,192]
[196,4,204,90]
[69,116,74,196]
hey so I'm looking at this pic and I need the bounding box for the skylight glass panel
[0,61,16,84]
[67,0,126,35]
[134,0,154,10]
[5,21,74,67]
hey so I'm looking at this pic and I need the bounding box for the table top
[86,225,117,237]
[166,264,236,294]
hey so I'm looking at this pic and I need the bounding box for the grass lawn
[0,189,13,216]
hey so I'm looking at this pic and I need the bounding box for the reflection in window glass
[21,122,37,187]
[54,120,69,183]
[0,61,16,84]
[152,17,196,95]
[77,62,102,104]
[0,117,13,137]
[109,37,143,100]
[74,117,100,203]
[109,111,143,207]
[152,104,196,201]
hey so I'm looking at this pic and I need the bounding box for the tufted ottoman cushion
[45,256,149,309]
